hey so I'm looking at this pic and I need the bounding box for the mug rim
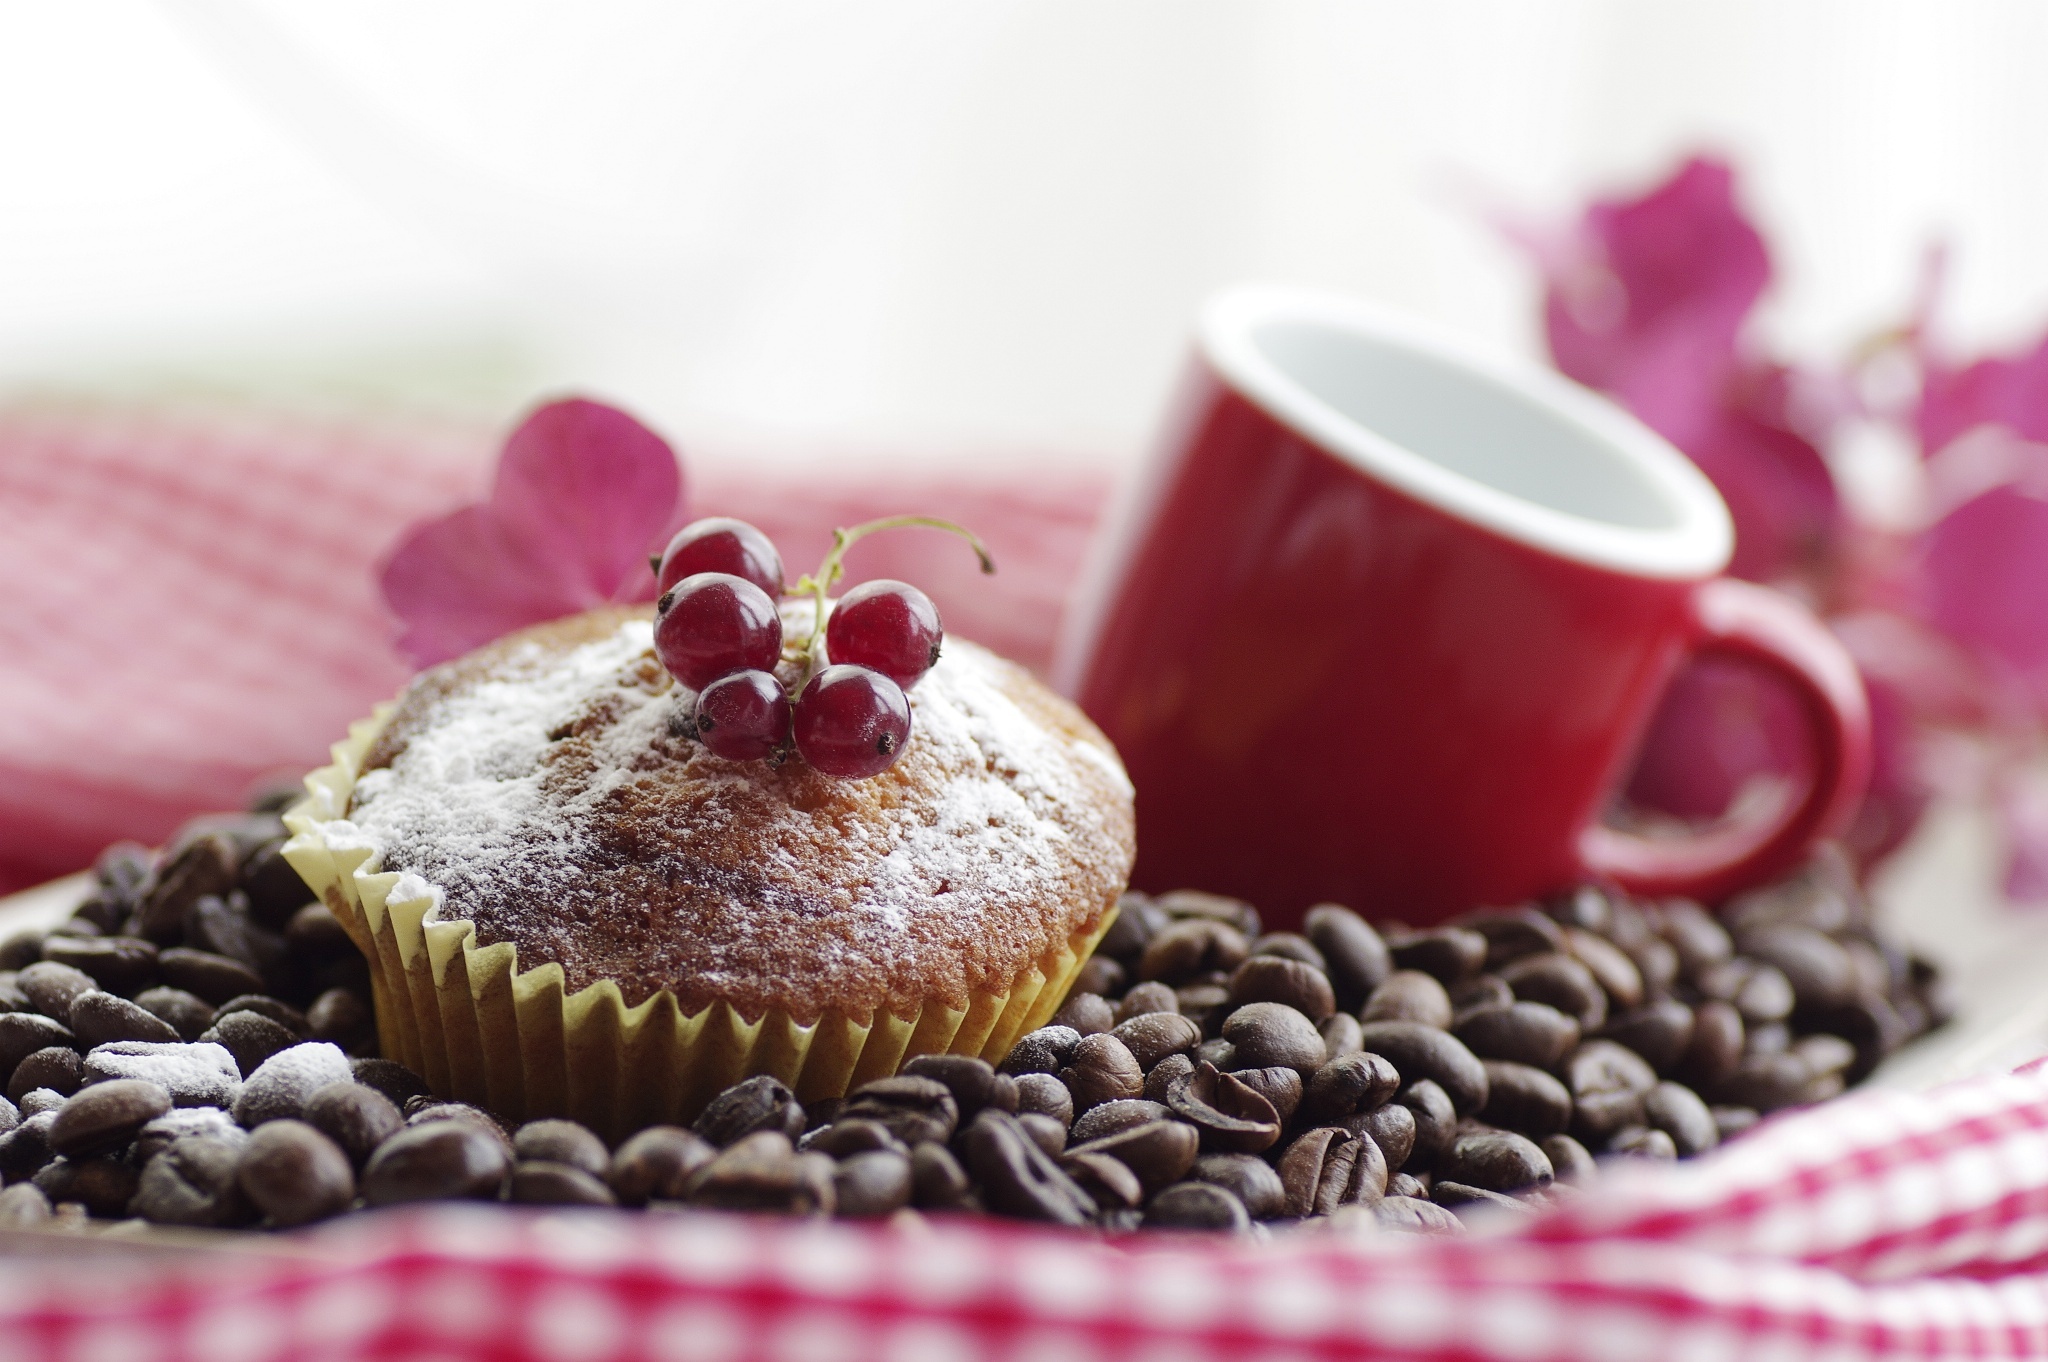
[1200,284,1734,580]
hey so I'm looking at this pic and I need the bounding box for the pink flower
[379,398,685,668]
[1918,330,2048,457]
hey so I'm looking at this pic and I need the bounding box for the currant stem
[792,515,994,661]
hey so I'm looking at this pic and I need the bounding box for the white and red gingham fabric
[4,1060,2048,1361]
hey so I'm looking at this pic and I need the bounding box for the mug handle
[1577,577,1872,901]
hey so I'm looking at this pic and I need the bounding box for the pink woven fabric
[4,1064,2048,1361]
[0,405,1106,892]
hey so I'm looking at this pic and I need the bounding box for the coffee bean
[1643,1081,1718,1156]
[69,991,179,1047]
[0,974,29,1014]
[1230,1066,1303,1126]
[1478,1061,1572,1138]
[237,1120,354,1226]
[1013,1072,1074,1127]
[1374,1195,1463,1234]
[1596,998,1694,1073]
[131,987,214,1042]
[200,1011,298,1078]
[350,1058,431,1111]
[43,936,158,996]
[1060,1033,1145,1112]
[1388,928,1488,983]
[19,962,97,1020]
[1142,1054,1193,1104]
[1251,931,1327,970]
[1718,1051,1814,1112]
[50,1079,170,1158]
[497,1160,615,1207]
[1678,1000,1745,1088]
[1190,1152,1285,1219]
[1071,1099,1171,1145]
[999,1026,1082,1077]
[694,1075,805,1147]
[1098,893,1168,963]
[1177,985,1233,1034]
[1136,919,1250,985]
[306,989,372,1049]
[1155,889,1262,937]
[1448,974,1515,1023]
[1110,1013,1202,1070]
[130,1135,250,1226]
[1162,1061,1280,1153]
[10,1047,84,1102]
[1740,925,1854,1012]
[213,995,308,1035]
[1220,1002,1325,1074]
[503,1118,606,1178]
[34,1155,140,1216]
[1540,1133,1598,1184]
[1302,904,1390,1008]
[608,1126,716,1205]
[1145,1181,1250,1232]
[1361,971,1454,1029]
[1318,1012,1363,1062]
[1194,1037,1235,1068]
[1455,1001,1581,1069]
[0,1110,56,1180]
[910,1140,973,1209]
[133,1107,245,1165]
[1698,958,1795,1025]
[1073,956,1126,999]
[1606,1125,1679,1160]
[133,834,237,942]
[1049,992,1115,1036]
[0,1093,15,1134]
[802,1117,906,1158]
[1453,908,1564,971]
[1436,1129,1552,1192]
[405,1102,513,1151]
[1562,926,1645,1009]
[1114,982,1180,1023]
[233,1042,353,1126]
[363,1120,511,1204]
[1567,1040,1658,1141]
[0,1012,76,1077]
[1227,956,1335,1022]
[1432,1181,1538,1219]
[962,1110,1096,1226]
[896,1055,1013,1122]
[1068,1119,1200,1196]
[1018,1112,1067,1158]
[690,1132,833,1215]
[1712,1105,1761,1141]
[1652,899,1730,977]
[1398,1079,1457,1168]
[1060,1150,1144,1209]
[1356,1021,1489,1114]
[0,1182,51,1227]
[840,1075,956,1146]
[1499,953,1607,1030]
[1277,1128,1384,1215]
[1351,1100,1417,1173]
[284,902,352,961]
[304,1082,403,1166]
[0,931,43,973]
[833,1149,913,1218]
[83,1040,241,1108]
[1299,1051,1401,1126]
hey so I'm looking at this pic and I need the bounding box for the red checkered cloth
[0,403,1106,892]
[4,1062,2048,1361]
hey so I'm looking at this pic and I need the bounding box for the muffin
[283,603,1134,1137]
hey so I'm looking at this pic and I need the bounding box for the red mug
[1055,286,1870,931]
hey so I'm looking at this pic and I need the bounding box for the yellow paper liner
[282,705,1116,1141]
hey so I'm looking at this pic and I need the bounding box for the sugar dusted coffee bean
[69,991,179,1047]
[1110,1013,1202,1070]
[1012,1072,1074,1128]
[42,936,158,996]
[232,1042,353,1127]
[1114,982,1180,1023]
[840,1076,957,1146]
[1227,956,1335,1022]
[0,1012,75,1077]
[349,1058,431,1111]
[1050,992,1115,1036]
[1067,1119,1199,1196]
[1361,971,1454,1029]
[901,1055,1015,1120]
[1540,1133,1598,1184]
[833,1149,913,1218]
[14,1089,57,1118]
[1220,1002,1325,1074]
[510,1161,618,1207]
[1136,919,1249,986]
[0,1182,51,1228]
[1644,1081,1718,1156]
[1017,1111,1067,1158]
[304,1082,403,1167]
[1070,1099,1170,1145]
[213,995,308,1036]
[1478,1061,1573,1138]
[1145,1181,1250,1232]
[910,1141,973,1210]
[608,1126,716,1205]
[133,1107,245,1165]
[0,1110,56,1180]
[1388,928,1487,983]
[50,1079,170,1158]
[132,988,214,1042]
[999,1025,1081,1077]
[84,1041,241,1108]
[1500,953,1608,1031]
[695,1075,805,1147]
[1455,1001,1580,1069]
[364,1120,511,1205]
[1190,1152,1285,1219]
[34,1155,140,1216]
[238,1120,355,1226]
[1436,1129,1552,1193]
[201,1011,297,1079]
[19,962,96,1020]
[1060,1033,1144,1112]
[1357,1021,1489,1114]
[10,1047,84,1103]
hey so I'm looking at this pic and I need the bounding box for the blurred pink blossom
[379,398,684,667]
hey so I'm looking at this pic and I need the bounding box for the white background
[3,2,2047,469]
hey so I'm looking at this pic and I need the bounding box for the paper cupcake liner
[282,706,1115,1141]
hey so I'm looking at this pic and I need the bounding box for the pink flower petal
[1995,767,2048,904]
[378,398,684,668]
[1677,366,1840,584]
[1916,482,2048,693]
[1919,330,2048,457]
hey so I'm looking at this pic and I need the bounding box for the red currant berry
[693,669,791,761]
[654,573,783,690]
[656,517,785,597]
[824,579,942,690]
[793,665,912,779]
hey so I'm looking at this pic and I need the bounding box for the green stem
[788,515,995,663]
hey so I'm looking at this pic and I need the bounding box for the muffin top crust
[346,605,1135,1022]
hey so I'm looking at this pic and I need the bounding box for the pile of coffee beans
[0,815,1946,1238]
